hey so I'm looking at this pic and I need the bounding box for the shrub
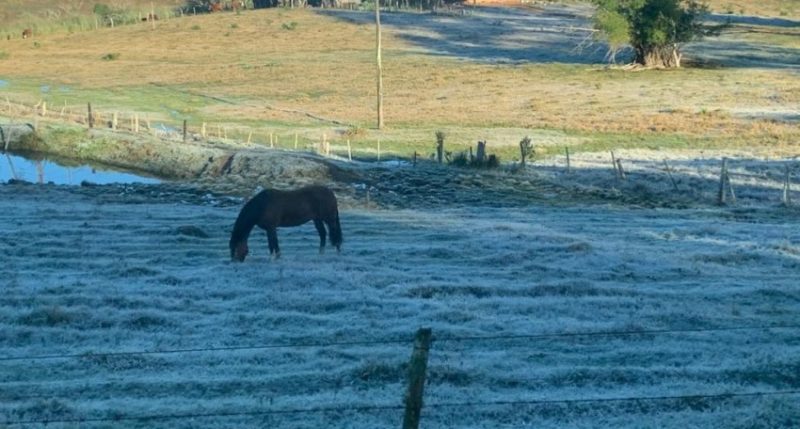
[281,22,298,31]
[100,52,120,61]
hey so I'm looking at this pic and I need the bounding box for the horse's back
[257,185,337,227]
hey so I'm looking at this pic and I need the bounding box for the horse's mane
[229,191,269,249]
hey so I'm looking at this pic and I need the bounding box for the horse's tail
[330,207,343,249]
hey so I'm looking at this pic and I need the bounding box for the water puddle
[2,152,161,185]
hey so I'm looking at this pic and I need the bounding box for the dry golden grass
[0,7,798,155]
[705,0,798,17]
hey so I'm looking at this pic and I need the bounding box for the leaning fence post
[182,120,187,142]
[402,327,432,429]
[565,146,570,174]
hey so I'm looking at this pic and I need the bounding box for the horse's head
[230,241,249,262]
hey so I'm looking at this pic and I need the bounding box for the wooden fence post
[611,151,619,179]
[183,120,187,142]
[565,146,570,174]
[663,159,678,191]
[435,131,444,164]
[616,158,626,180]
[347,139,352,161]
[112,112,118,130]
[377,139,381,161]
[402,328,432,429]
[294,133,298,150]
[87,103,94,128]
[201,122,207,138]
[782,165,792,206]
[718,157,729,205]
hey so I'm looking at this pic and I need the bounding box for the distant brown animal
[141,13,159,21]
[230,0,245,11]
[209,2,223,12]
[22,29,32,39]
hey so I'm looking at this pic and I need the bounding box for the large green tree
[593,0,724,68]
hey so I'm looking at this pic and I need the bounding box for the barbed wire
[0,336,414,362]
[2,403,404,426]
[2,323,798,363]
[430,323,800,344]
[4,389,799,426]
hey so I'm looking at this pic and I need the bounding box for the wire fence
[3,323,800,362]
[1,97,390,162]
[3,323,800,427]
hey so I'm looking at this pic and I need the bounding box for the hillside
[0,3,798,160]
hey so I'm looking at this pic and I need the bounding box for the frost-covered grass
[1,184,799,428]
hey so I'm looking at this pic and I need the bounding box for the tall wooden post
[87,103,94,128]
[376,0,384,129]
[182,120,187,142]
[718,158,728,205]
[782,165,792,206]
[402,328,432,429]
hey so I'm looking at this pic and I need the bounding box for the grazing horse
[230,0,245,11]
[22,29,32,39]
[229,185,343,262]
[209,1,223,12]
[142,13,159,21]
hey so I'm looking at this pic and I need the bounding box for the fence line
[3,323,799,363]
[0,336,414,362]
[4,389,799,426]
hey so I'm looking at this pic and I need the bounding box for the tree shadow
[321,4,606,64]
[320,5,800,69]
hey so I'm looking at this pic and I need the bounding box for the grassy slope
[0,0,186,38]
[0,4,798,161]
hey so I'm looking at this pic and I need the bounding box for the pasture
[1,0,799,427]
[1,181,799,428]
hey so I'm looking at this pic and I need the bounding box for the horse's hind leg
[266,227,280,259]
[314,219,327,254]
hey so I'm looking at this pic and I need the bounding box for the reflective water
[1,152,161,185]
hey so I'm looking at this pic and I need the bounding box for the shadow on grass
[320,5,800,69]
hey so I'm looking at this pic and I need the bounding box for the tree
[593,0,724,68]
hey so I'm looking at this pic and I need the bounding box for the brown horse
[229,185,343,262]
[22,29,32,39]
[209,2,223,12]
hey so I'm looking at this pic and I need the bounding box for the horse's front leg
[266,227,280,259]
[313,219,326,254]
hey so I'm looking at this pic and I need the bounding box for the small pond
[1,152,161,185]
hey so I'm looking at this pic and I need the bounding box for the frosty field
[1,177,799,428]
